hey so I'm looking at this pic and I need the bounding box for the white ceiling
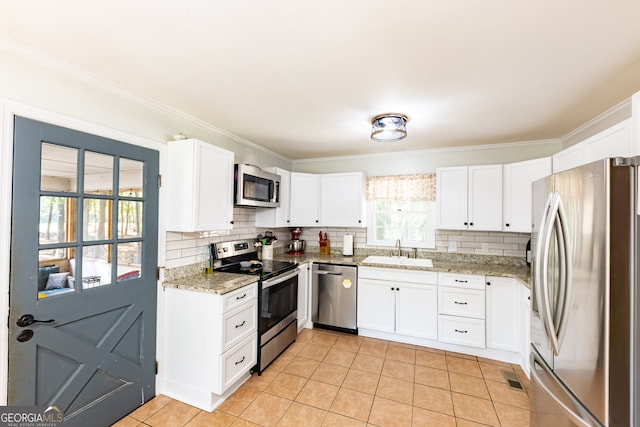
[1,1,640,160]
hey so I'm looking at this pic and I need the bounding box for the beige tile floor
[113,328,531,427]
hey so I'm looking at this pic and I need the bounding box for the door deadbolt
[16,329,34,342]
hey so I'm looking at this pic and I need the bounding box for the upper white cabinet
[289,171,366,227]
[437,165,502,231]
[553,119,632,173]
[167,139,234,232]
[290,172,320,226]
[255,167,291,228]
[502,157,552,232]
[320,172,365,227]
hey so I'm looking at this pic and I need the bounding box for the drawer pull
[236,293,247,300]
[454,301,468,305]
[235,320,246,328]
[235,356,246,365]
[454,329,468,334]
[454,279,468,283]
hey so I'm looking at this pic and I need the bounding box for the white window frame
[366,199,437,249]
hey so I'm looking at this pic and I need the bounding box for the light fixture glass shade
[371,114,408,142]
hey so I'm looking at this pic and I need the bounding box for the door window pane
[38,250,75,298]
[117,241,142,283]
[118,201,143,239]
[39,196,77,245]
[41,143,77,192]
[119,158,144,197]
[83,199,112,241]
[84,151,114,195]
[82,244,112,288]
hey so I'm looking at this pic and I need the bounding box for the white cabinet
[255,167,291,228]
[290,172,320,226]
[502,157,552,232]
[297,263,311,330]
[436,165,502,231]
[166,139,234,231]
[163,283,257,411]
[437,273,486,348]
[320,172,366,227]
[358,267,438,340]
[485,276,519,352]
[289,171,366,227]
[520,284,531,375]
[553,119,632,173]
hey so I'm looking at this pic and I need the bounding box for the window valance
[365,173,436,201]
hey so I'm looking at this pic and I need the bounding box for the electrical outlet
[482,242,490,252]
[448,241,457,252]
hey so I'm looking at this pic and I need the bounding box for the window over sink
[366,174,436,249]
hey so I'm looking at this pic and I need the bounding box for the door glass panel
[84,151,114,195]
[39,196,77,244]
[83,198,112,241]
[82,244,112,288]
[39,248,67,261]
[120,158,144,197]
[41,143,77,192]
[117,241,142,282]
[118,201,143,239]
[38,250,75,298]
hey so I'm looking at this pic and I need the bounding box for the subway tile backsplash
[164,207,530,271]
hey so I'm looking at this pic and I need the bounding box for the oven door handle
[262,268,300,289]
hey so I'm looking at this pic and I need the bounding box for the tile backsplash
[165,207,530,271]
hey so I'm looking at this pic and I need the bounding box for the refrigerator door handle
[530,349,596,427]
[537,192,562,355]
[555,195,573,350]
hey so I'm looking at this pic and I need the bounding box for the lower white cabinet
[358,268,438,340]
[437,272,486,348]
[520,284,531,374]
[297,263,311,330]
[162,283,258,411]
[486,276,519,352]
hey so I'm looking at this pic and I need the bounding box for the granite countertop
[162,271,257,295]
[162,252,531,295]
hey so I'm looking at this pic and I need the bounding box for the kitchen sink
[362,255,434,268]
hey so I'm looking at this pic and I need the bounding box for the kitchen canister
[262,245,273,260]
[342,234,354,256]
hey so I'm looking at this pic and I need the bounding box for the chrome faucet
[395,239,402,257]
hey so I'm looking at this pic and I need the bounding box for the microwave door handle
[538,192,561,356]
[555,196,573,349]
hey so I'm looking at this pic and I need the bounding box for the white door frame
[0,99,168,405]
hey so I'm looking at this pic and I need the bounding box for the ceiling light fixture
[370,113,408,142]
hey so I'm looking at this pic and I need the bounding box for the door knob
[16,314,55,327]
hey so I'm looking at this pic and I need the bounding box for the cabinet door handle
[463,222,468,226]
[454,301,467,305]
[454,329,468,334]
[469,222,474,226]
[505,223,510,227]
[235,356,246,365]
[235,320,246,328]
[236,293,247,300]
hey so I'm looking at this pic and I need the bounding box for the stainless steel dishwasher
[311,263,357,334]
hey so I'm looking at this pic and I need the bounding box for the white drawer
[223,283,257,313]
[438,287,485,319]
[217,334,257,394]
[222,301,257,353]
[438,315,485,348]
[438,272,486,290]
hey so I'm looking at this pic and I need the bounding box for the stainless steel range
[212,239,299,374]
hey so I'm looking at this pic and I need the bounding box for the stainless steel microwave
[234,164,281,208]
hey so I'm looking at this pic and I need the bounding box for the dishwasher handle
[313,270,344,276]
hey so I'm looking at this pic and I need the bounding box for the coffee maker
[287,227,306,254]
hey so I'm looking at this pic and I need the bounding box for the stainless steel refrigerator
[530,157,640,426]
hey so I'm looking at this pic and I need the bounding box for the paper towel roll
[343,234,354,256]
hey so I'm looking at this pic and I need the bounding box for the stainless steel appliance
[213,240,299,374]
[234,164,281,208]
[311,263,357,334]
[530,157,639,426]
[287,228,305,255]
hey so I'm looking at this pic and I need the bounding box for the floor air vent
[502,370,525,392]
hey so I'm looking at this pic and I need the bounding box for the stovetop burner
[212,239,297,280]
